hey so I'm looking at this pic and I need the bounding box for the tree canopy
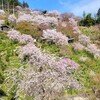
[0,0,29,8]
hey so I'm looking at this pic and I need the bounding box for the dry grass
[15,21,42,38]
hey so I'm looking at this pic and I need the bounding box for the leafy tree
[80,13,96,27]
[96,16,100,24]
[97,8,100,17]
[23,1,29,8]
[0,0,29,10]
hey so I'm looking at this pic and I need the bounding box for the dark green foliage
[0,89,6,97]
[80,13,96,27]
[80,8,100,26]
[97,8,100,17]
[42,10,47,14]
[0,0,29,9]
[22,1,29,8]
[96,16,100,24]
[0,72,4,84]
[83,11,86,19]
[96,8,100,24]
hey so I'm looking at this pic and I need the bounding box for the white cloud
[59,0,100,16]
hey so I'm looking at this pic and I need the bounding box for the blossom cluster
[78,34,100,59]
[85,44,100,59]
[57,58,80,73]
[7,30,35,44]
[6,29,81,99]
[73,42,85,51]
[17,13,58,27]
[68,18,81,34]
[0,10,5,16]
[6,44,81,99]
[17,68,81,100]
[47,10,61,17]
[32,15,58,26]
[79,34,91,46]
[0,20,5,26]
[31,10,40,16]
[42,29,68,46]
[15,6,23,11]
[17,43,81,99]
[79,56,88,62]
[17,14,33,23]
[8,14,17,23]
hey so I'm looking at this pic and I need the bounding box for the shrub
[17,14,33,23]
[57,18,80,40]
[8,14,17,24]
[61,12,74,22]
[73,42,85,51]
[32,15,58,27]
[0,16,6,20]
[15,21,42,38]
[47,10,61,17]
[85,44,100,59]
[59,45,72,56]
[79,34,91,46]
[7,29,36,44]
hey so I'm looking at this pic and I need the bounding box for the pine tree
[97,8,100,17]
[23,1,29,8]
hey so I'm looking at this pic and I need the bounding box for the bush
[0,16,6,20]
[79,26,100,48]
[15,21,42,39]
[56,24,79,40]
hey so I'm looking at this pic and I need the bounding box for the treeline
[80,8,100,27]
[0,0,29,8]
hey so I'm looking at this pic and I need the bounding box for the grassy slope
[39,31,100,96]
[0,32,22,99]
[0,28,100,99]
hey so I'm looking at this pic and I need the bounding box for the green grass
[39,41,100,96]
[0,32,100,99]
[0,32,22,99]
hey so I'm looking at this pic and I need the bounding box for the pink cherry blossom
[42,29,68,46]
[8,14,17,23]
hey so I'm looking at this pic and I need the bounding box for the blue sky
[19,0,100,16]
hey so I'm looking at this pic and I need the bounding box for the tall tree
[83,11,86,19]
[80,13,96,26]
[23,1,29,8]
[97,8,100,17]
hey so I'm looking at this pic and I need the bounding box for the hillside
[0,8,100,100]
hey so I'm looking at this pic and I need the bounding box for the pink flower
[8,14,17,23]
[85,44,100,59]
[7,30,36,44]
[42,29,68,46]
[58,58,80,70]
[68,18,81,34]
[73,42,85,51]
[79,34,91,45]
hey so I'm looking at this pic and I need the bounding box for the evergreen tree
[96,16,100,24]
[80,13,96,27]
[97,8,100,17]
[83,11,86,19]
[23,1,29,8]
